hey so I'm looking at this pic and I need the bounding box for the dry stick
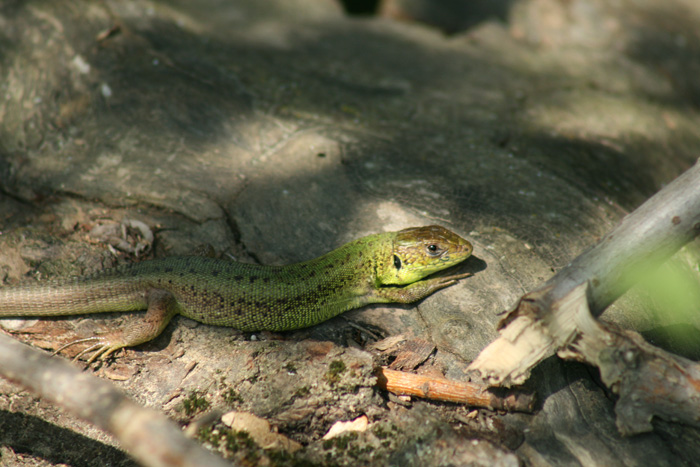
[468,159,700,434]
[0,333,231,467]
[375,367,535,412]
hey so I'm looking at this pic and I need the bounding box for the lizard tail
[0,278,147,317]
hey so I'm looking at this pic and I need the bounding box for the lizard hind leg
[53,289,179,365]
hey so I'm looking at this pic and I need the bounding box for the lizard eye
[393,255,402,270]
[426,244,442,256]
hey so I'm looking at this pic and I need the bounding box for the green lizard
[0,225,472,362]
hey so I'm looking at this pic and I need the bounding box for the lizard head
[377,225,472,286]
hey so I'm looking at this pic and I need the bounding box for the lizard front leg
[372,272,472,304]
[55,289,178,364]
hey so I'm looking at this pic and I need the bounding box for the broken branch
[468,159,700,434]
[0,333,230,467]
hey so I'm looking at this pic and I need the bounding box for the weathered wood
[469,160,700,434]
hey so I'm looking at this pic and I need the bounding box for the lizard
[0,225,473,363]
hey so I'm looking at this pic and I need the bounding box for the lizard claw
[52,336,99,357]
[52,336,123,365]
[438,271,473,285]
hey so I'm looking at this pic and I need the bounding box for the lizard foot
[436,271,473,286]
[52,336,126,364]
[51,289,179,365]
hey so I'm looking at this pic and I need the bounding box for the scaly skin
[0,225,472,361]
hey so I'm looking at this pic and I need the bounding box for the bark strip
[376,367,535,412]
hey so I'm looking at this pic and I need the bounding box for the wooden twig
[375,367,535,412]
[0,333,230,467]
[468,159,700,434]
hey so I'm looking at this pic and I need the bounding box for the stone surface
[1,0,700,465]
